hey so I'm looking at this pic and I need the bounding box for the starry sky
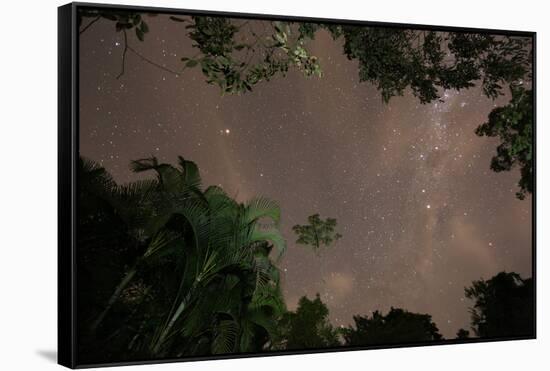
[79,13,532,338]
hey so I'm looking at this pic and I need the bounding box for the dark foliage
[330,28,530,104]
[279,294,340,349]
[78,9,533,199]
[342,307,443,346]
[77,156,287,363]
[456,328,470,339]
[292,214,342,253]
[475,86,533,199]
[76,161,534,364]
[465,271,534,338]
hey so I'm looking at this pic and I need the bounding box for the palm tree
[79,156,287,361]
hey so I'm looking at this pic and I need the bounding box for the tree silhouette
[78,9,533,199]
[342,307,443,346]
[78,156,288,362]
[76,156,533,363]
[292,214,342,253]
[79,10,322,90]
[456,328,470,339]
[278,294,340,350]
[464,271,534,338]
[475,86,533,199]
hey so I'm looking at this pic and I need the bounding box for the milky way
[79,14,532,338]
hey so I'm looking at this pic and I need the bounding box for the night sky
[79,14,532,338]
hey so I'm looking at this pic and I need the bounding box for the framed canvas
[58,2,536,368]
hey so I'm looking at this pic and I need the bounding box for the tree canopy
[342,307,443,345]
[475,85,533,199]
[77,160,535,365]
[464,271,534,338]
[75,8,535,361]
[78,156,287,362]
[79,9,533,199]
[279,294,340,349]
[455,328,470,339]
[292,214,342,253]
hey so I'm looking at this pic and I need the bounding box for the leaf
[186,59,198,68]
[101,13,118,21]
[115,22,132,32]
[130,157,159,173]
[274,33,286,45]
[244,197,281,226]
[140,20,149,33]
[169,15,187,22]
[177,156,202,189]
[135,28,144,42]
[250,228,286,260]
[273,21,283,33]
[212,319,239,354]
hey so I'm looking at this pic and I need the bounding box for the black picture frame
[58,2,536,368]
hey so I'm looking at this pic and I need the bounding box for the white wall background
[0,0,546,369]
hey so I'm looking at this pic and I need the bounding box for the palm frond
[251,254,273,296]
[249,227,287,261]
[177,156,202,190]
[212,318,239,354]
[79,156,117,194]
[81,155,290,358]
[143,230,181,259]
[130,157,159,173]
[244,197,281,226]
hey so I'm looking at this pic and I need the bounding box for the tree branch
[127,45,182,76]
[116,30,129,79]
[80,16,101,35]
[116,30,206,79]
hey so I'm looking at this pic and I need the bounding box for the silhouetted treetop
[292,214,342,253]
[465,271,534,338]
[475,86,533,199]
[279,294,340,349]
[342,307,443,345]
[456,328,470,339]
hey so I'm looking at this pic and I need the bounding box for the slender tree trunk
[90,266,137,332]
[151,284,196,354]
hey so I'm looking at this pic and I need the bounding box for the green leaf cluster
[292,214,342,253]
[78,9,150,41]
[78,156,287,362]
[475,86,533,199]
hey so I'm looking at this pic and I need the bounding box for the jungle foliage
[77,156,533,363]
[78,156,287,362]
